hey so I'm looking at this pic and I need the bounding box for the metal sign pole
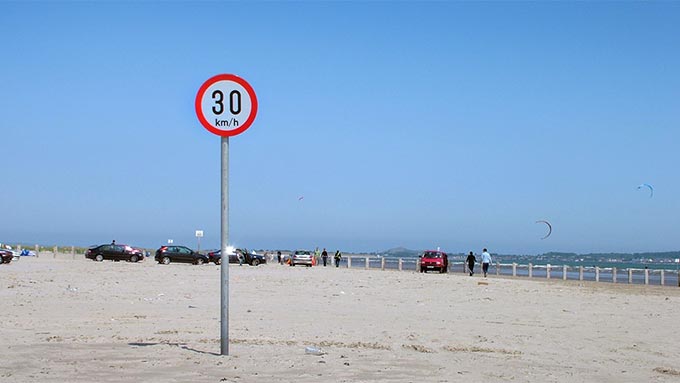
[220,136,230,355]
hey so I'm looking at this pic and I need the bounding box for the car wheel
[162,256,170,265]
[95,254,104,262]
[130,255,139,263]
[251,259,260,266]
[196,258,205,265]
[215,258,221,265]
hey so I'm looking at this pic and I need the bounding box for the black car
[155,245,208,265]
[0,249,13,264]
[85,244,144,262]
[207,248,266,266]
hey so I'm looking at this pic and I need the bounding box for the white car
[290,250,314,267]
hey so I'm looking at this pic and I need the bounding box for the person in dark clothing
[321,248,328,266]
[334,250,342,267]
[465,251,476,276]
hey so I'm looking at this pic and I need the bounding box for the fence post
[595,267,600,282]
[398,258,403,271]
[496,261,500,276]
[644,269,649,285]
[528,263,533,278]
[381,257,386,271]
[53,246,57,258]
[546,264,551,279]
[628,269,633,284]
[563,265,567,280]
[365,257,369,270]
[347,256,351,268]
[35,244,39,258]
[71,245,75,259]
[579,266,584,281]
[512,263,517,277]
[612,267,617,283]
[660,270,665,286]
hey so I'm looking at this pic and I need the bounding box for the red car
[419,250,448,273]
[85,244,144,262]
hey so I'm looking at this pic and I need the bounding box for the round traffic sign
[195,74,258,137]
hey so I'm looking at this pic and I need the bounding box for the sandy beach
[1,256,679,382]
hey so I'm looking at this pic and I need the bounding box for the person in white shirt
[480,248,492,277]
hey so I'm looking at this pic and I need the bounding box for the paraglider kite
[535,220,552,240]
[637,183,654,198]
[298,196,304,201]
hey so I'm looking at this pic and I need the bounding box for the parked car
[419,250,448,273]
[155,245,208,265]
[0,244,18,262]
[290,250,314,267]
[208,248,266,266]
[0,249,13,264]
[85,244,145,262]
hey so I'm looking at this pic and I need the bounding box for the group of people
[315,248,343,267]
[465,248,493,277]
[274,248,343,267]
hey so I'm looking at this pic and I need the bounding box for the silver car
[290,250,314,267]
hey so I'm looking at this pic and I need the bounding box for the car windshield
[423,252,442,258]
[295,250,311,255]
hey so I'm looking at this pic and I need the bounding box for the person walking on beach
[466,251,476,276]
[334,250,342,267]
[481,248,492,277]
[314,247,320,266]
[277,251,282,265]
[321,248,328,267]
[237,249,244,266]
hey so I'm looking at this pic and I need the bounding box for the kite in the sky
[637,183,654,198]
[298,196,304,201]
[535,220,552,240]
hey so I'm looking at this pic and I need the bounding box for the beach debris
[66,285,78,293]
[477,281,489,286]
[535,220,552,239]
[304,346,326,356]
[637,183,654,198]
[654,367,680,376]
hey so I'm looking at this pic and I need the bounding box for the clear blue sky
[2,2,679,254]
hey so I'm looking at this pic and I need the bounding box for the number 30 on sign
[195,74,258,137]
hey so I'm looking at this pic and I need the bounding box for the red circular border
[195,74,258,137]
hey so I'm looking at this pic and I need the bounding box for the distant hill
[382,247,420,258]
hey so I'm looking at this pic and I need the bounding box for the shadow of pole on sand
[128,342,221,357]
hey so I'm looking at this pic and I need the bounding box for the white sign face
[195,230,204,238]
[168,239,174,244]
[195,74,258,137]
[675,258,680,263]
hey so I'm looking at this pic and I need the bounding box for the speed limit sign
[195,74,258,137]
